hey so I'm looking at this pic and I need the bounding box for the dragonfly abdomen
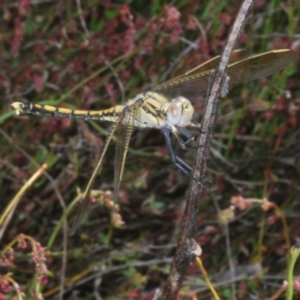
[11,102,123,122]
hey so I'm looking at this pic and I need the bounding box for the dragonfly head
[166,96,194,127]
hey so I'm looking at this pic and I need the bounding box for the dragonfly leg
[174,126,199,151]
[162,128,209,188]
[175,124,210,151]
[182,136,198,149]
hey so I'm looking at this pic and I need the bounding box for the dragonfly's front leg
[175,124,201,150]
[162,127,207,188]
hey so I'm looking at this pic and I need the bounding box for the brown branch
[160,0,255,299]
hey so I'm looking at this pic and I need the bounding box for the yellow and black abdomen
[11,102,123,122]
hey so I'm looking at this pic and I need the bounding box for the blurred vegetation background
[0,0,300,299]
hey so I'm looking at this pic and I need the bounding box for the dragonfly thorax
[127,92,194,129]
[166,96,194,126]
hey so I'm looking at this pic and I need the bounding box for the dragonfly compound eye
[167,96,194,126]
[166,100,183,125]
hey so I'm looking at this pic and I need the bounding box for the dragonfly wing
[153,72,210,102]
[183,49,249,76]
[153,50,249,100]
[70,101,139,234]
[70,120,119,235]
[112,101,140,204]
[154,49,298,102]
[226,49,298,85]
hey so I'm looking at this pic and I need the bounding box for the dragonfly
[11,49,298,234]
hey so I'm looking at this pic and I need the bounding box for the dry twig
[160,0,255,299]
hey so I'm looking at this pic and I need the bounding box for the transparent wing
[70,101,140,235]
[154,49,298,101]
[182,49,248,76]
[112,102,139,204]
[70,121,119,235]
